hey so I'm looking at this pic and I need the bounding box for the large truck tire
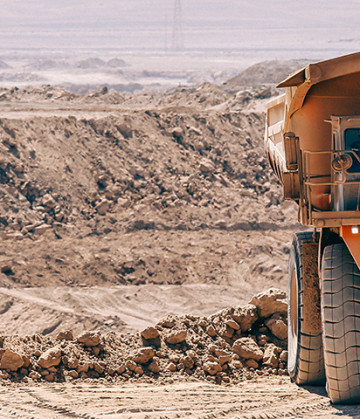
[288,232,325,384]
[321,242,360,403]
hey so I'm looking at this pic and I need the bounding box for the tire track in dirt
[0,377,359,418]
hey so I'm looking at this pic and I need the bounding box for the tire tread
[321,242,360,403]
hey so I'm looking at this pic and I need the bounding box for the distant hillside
[0,60,11,70]
[225,59,314,87]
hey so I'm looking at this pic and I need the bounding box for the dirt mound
[0,82,299,288]
[0,289,288,384]
[226,59,313,87]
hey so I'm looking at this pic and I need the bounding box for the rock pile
[0,289,288,384]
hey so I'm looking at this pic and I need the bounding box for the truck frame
[265,52,360,403]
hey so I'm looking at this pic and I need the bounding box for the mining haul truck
[265,52,360,403]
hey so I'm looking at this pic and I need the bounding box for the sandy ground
[1,378,359,418]
[0,283,262,336]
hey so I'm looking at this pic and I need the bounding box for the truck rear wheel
[288,232,325,384]
[321,243,360,403]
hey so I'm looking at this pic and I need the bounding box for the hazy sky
[0,0,359,56]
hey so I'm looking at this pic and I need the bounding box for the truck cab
[331,115,360,211]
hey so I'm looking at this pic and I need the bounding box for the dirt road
[1,377,358,418]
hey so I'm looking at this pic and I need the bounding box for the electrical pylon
[172,0,184,51]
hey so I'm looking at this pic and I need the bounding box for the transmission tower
[172,0,184,51]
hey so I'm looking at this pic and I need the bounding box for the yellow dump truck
[265,52,360,403]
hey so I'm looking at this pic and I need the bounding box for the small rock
[250,288,287,318]
[95,199,110,215]
[41,194,56,209]
[245,359,259,369]
[38,346,61,369]
[171,127,183,139]
[131,347,155,364]
[265,313,288,340]
[157,315,176,328]
[66,357,79,369]
[141,327,160,340]
[0,370,10,379]
[165,329,187,344]
[148,359,160,373]
[56,330,73,341]
[0,349,24,371]
[279,350,288,363]
[117,123,132,138]
[33,224,52,236]
[117,365,126,374]
[224,318,240,330]
[167,362,177,372]
[22,355,31,368]
[199,158,214,173]
[257,334,270,346]
[92,346,101,356]
[77,363,90,373]
[94,362,105,374]
[126,360,137,371]
[29,371,42,380]
[179,354,195,369]
[232,360,243,369]
[69,370,79,379]
[206,325,217,337]
[215,349,232,365]
[217,324,234,339]
[203,361,222,376]
[232,338,263,361]
[263,344,279,368]
[134,365,143,375]
[77,331,100,347]
[231,304,258,332]
[214,219,227,229]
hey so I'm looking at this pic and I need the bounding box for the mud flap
[341,225,360,271]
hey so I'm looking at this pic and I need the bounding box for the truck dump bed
[265,52,360,227]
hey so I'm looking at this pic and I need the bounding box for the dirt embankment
[0,82,299,292]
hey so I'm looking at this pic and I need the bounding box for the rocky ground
[0,64,332,417]
[0,289,287,384]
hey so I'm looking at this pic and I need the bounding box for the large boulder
[141,327,160,340]
[77,331,100,347]
[165,329,187,344]
[249,288,287,318]
[232,338,263,361]
[38,346,61,368]
[0,349,24,371]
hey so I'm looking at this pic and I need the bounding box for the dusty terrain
[0,64,350,416]
[0,78,301,335]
